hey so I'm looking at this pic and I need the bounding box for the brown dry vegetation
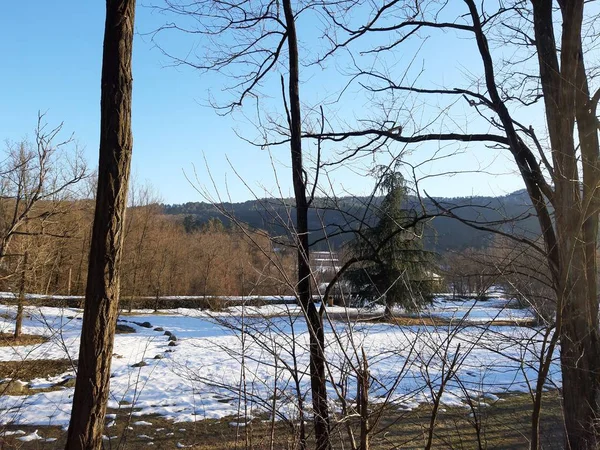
[0,199,296,301]
[0,391,563,449]
[0,333,47,347]
[0,359,73,382]
[388,316,537,327]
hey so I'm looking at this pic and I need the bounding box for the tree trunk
[65,0,136,448]
[384,301,392,320]
[281,0,330,448]
[67,267,72,296]
[468,1,600,445]
[359,348,369,450]
[558,238,600,449]
[560,313,600,449]
[14,251,28,340]
[534,1,600,444]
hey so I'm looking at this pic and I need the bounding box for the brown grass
[378,316,535,327]
[324,312,537,327]
[385,316,538,327]
[0,359,74,382]
[0,333,48,347]
[0,391,564,449]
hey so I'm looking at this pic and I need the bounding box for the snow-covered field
[0,298,559,429]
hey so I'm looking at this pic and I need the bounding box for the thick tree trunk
[64,1,136,448]
[467,1,599,446]
[281,0,330,448]
[558,238,600,449]
[560,312,600,449]
[307,302,329,450]
[538,2,600,445]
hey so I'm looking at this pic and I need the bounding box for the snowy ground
[425,296,533,323]
[0,297,559,429]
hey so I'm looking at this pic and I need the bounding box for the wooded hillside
[164,189,539,252]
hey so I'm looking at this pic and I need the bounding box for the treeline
[0,126,545,302]
[164,189,540,253]
[0,195,547,301]
[442,235,555,323]
[0,199,295,298]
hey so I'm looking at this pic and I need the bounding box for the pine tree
[346,172,433,317]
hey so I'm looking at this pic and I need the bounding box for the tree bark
[359,348,369,450]
[281,0,330,448]
[65,0,136,448]
[13,251,28,340]
[464,1,600,446]
[532,1,600,447]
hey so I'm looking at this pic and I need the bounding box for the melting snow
[0,298,558,428]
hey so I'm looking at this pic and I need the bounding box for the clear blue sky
[0,1,527,204]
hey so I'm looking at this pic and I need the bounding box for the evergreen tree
[346,172,433,316]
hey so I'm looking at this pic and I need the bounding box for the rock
[168,341,177,347]
[17,430,43,442]
[168,335,177,342]
[115,324,136,334]
[0,379,27,395]
[154,327,164,332]
[135,321,153,329]
[131,361,148,368]
[153,354,164,360]
[163,330,173,337]
[56,376,76,388]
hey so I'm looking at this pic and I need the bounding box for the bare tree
[0,115,86,272]
[152,0,338,446]
[316,1,600,447]
[489,235,555,325]
[12,251,28,339]
[121,183,162,311]
[65,0,136,448]
[0,116,86,338]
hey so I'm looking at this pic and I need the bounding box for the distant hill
[162,189,540,254]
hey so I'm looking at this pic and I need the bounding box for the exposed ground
[0,391,563,449]
[0,332,47,347]
[382,315,537,327]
